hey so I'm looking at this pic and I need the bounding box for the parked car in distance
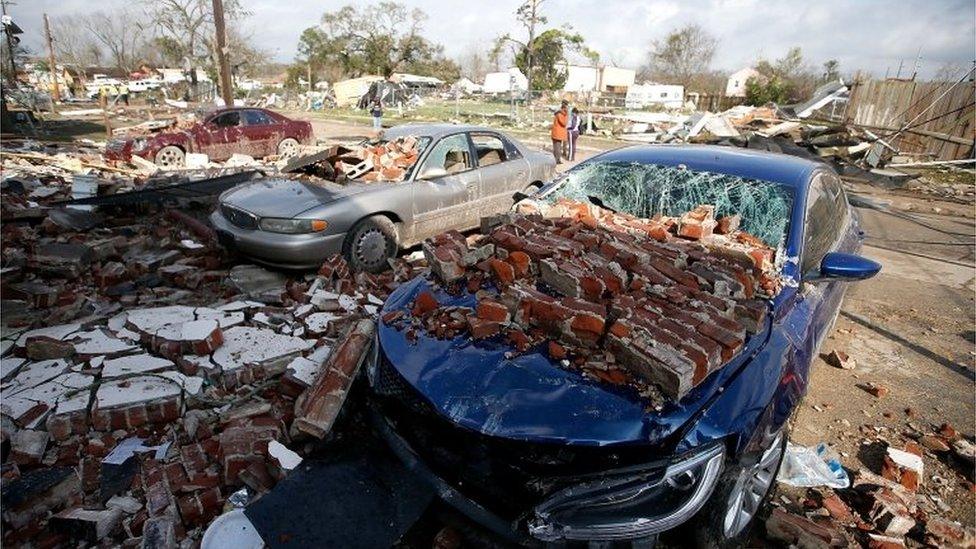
[369,145,880,546]
[104,107,313,168]
[126,79,163,92]
[210,124,556,271]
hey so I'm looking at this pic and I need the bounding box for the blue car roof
[590,144,819,192]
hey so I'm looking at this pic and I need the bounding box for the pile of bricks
[0,250,416,547]
[763,423,976,548]
[1,148,426,549]
[396,199,783,402]
[329,135,420,182]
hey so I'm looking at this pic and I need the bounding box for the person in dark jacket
[567,107,582,161]
[370,98,383,131]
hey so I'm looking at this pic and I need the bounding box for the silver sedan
[210,124,556,271]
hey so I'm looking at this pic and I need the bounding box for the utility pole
[212,0,233,107]
[43,13,59,105]
[1,0,17,79]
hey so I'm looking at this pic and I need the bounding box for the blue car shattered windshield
[546,161,794,248]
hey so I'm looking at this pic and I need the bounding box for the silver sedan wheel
[155,146,185,168]
[723,430,785,538]
[277,138,300,157]
[355,229,388,267]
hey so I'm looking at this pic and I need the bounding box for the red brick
[412,291,439,316]
[548,341,567,360]
[506,251,531,277]
[489,258,515,285]
[476,299,510,322]
[467,316,501,340]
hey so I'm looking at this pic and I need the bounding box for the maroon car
[104,107,314,168]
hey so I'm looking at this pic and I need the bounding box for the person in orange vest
[550,99,569,164]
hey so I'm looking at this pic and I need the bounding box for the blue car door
[783,170,853,395]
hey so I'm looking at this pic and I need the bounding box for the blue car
[368,145,880,546]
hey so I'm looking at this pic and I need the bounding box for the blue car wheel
[689,427,787,548]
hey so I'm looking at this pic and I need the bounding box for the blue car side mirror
[808,252,881,283]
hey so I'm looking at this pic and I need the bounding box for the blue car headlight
[528,443,725,541]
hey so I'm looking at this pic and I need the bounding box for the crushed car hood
[220,178,379,218]
[377,276,772,447]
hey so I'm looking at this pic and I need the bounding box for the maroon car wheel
[277,138,300,157]
[155,146,185,168]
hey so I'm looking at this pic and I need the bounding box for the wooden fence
[843,77,975,160]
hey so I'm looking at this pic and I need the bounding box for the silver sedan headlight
[258,218,328,234]
[529,443,725,541]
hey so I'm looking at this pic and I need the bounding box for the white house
[725,67,761,97]
[625,83,685,109]
[157,68,211,84]
[562,65,599,92]
[599,66,635,92]
[482,68,528,94]
[454,77,483,94]
[558,64,636,93]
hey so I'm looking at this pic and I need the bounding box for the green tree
[745,75,792,105]
[746,47,818,104]
[491,0,597,91]
[510,29,594,90]
[296,2,449,79]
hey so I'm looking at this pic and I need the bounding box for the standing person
[567,107,581,162]
[550,100,569,164]
[118,83,130,106]
[370,98,383,131]
[106,83,119,105]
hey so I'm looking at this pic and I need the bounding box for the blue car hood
[377,276,773,447]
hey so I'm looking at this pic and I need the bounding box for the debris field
[0,159,426,547]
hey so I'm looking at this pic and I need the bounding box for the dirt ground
[296,115,976,528]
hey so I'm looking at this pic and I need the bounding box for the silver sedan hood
[219,178,377,218]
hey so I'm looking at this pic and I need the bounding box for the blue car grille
[370,350,669,520]
[221,204,258,230]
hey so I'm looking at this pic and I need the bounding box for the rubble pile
[1,154,425,545]
[604,103,956,188]
[0,249,425,547]
[284,135,421,183]
[390,199,781,402]
[765,425,976,548]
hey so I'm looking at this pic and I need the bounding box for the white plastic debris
[268,440,302,471]
[201,508,263,549]
[778,442,849,489]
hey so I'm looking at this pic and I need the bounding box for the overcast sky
[13,0,976,80]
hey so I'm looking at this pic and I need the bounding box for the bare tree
[51,16,103,85]
[642,23,717,89]
[82,8,148,72]
[457,45,489,82]
[143,0,260,97]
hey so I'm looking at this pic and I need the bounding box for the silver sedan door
[410,133,481,242]
[470,132,531,218]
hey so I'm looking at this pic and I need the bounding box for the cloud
[13,0,975,79]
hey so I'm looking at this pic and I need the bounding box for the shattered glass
[546,161,794,248]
